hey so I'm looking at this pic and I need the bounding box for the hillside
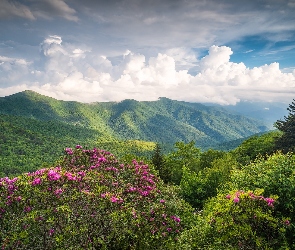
[0,90,269,148]
[0,114,155,176]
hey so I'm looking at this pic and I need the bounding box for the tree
[151,143,169,183]
[164,141,201,185]
[274,99,295,153]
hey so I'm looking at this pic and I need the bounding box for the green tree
[232,131,279,166]
[164,141,201,185]
[274,99,295,153]
[180,153,238,209]
[151,143,170,183]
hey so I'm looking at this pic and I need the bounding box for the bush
[182,189,288,249]
[0,146,193,249]
[223,152,295,248]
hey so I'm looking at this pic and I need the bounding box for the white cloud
[1,37,295,105]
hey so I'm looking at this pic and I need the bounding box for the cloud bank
[0,36,295,105]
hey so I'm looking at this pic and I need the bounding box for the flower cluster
[226,190,276,207]
[0,146,187,249]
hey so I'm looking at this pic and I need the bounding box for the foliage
[0,114,155,176]
[0,146,193,249]
[225,152,295,248]
[198,149,226,169]
[151,143,170,183]
[1,90,269,149]
[232,130,281,165]
[198,189,288,249]
[274,99,295,153]
[180,153,238,209]
[164,141,201,185]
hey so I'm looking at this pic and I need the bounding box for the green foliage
[180,153,238,209]
[151,143,170,183]
[225,152,295,248]
[274,99,295,153]
[0,114,155,176]
[199,190,288,249]
[0,146,193,249]
[164,141,201,185]
[1,90,269,148]
[232,131,280,165]
[198,149,226,169]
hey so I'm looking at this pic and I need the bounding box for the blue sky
[0,0,295,104]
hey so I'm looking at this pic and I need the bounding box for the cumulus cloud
[1,36,295,104]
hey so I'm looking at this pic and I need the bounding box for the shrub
[0,146,193,249]
[181,189,289,249]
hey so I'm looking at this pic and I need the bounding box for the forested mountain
[0,90,269,148]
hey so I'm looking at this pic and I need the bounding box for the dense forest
[0,90,271,176]
[1,93,295,249]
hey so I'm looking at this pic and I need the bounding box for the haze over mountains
[0,90,273,147]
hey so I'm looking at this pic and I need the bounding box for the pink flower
[233,197,240,203]
[285,220,290,226]
[32,177,42,186]
[128,187,137,192]
[110,196,119,203]
[24,206,32,212]
[54,188,63,195]
[49,228,55,236]
[65,148,73,155]
[160,199,165,203]
[47,170,61,181]
[167,228,172,232]
[226,194,231,199]
[171,215,181,223]
[65,172,76,181]
[265,197,275,207]
[76,145,82,149]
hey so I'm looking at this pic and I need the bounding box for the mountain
[206,101,289,128]
[0,90,269,148]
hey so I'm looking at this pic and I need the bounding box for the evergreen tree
[274,99,295,153]
[151,143,170,183]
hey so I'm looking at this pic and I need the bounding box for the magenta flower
[285,220,290,226]
[233,197,240,203]
[24,206,32,212]
[76,145,82,149]
[110,196,119,203]
[32,177,42,186]
[49,228,55,236]
[65,148,73,155]
[65,172,76,181]
[226,194,231,199]
[171,215,181,223]
[47,170,61,181]
[54,188,63,195]
[265,197,275,207]
[160,199,165,203]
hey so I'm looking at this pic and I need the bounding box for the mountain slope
[0,114,155,176]
[0,90,269,148]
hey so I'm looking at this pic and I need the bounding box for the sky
[0,0,295,105]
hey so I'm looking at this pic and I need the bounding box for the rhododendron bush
[0,146,193,249]
[178,189,289,249]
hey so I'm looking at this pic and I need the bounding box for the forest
[1,97,295,249]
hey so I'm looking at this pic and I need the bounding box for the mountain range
[0,90,271,147]
[1,90,284,175]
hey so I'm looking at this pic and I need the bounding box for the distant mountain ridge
[0,90,269,148]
